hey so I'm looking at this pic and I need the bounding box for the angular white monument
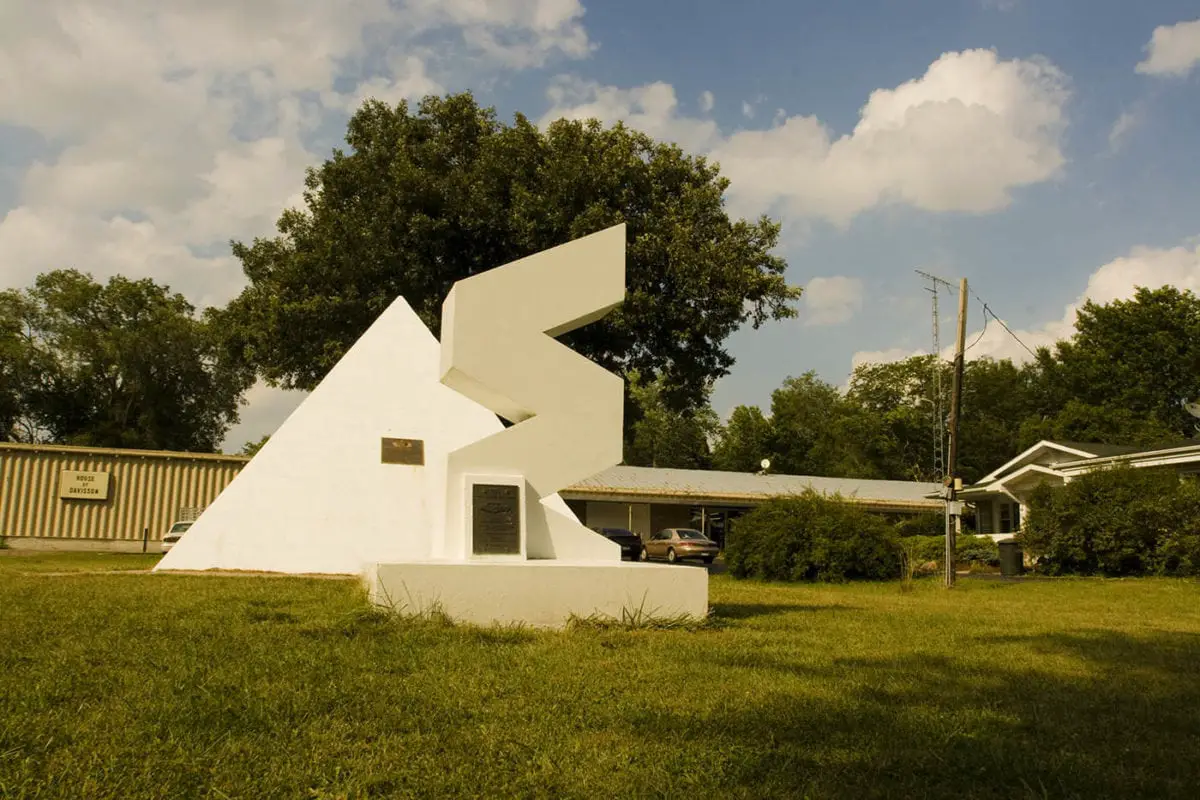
[157,224,708,628]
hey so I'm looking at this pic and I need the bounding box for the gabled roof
[959,463,1066,498]
[975,440,1105,484]
[1048,441,1143,458]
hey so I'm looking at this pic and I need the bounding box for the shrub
[726,491,900,582]
[956,534,1000,567]
[1020,466,1199,577]
[895,512,944,539]
[898,534,999,571]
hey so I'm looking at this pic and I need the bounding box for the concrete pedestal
[366,561,708,629]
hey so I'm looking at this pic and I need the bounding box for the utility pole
[944,278,968,588]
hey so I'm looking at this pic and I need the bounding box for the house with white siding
[959,439,1200,540]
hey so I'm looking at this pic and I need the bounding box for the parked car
[640,528,720,564]
[591,526,644,560]
[161,521,194,553]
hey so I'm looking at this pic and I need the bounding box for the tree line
[3,92,1197,480]
[640,284,1200,484]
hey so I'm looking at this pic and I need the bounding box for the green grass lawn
[2,555,1198,799]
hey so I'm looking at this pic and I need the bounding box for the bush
[1021,466,1200,577]
[899,534,999,571]
[895,512,944,539]
[956,534,1000,567]
[726,491,900,582]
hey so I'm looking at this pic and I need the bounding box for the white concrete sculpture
[153,295,505,574]
[438,224,626,563]
[157,223,708,628]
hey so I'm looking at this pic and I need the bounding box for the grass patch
[0,551,160,574]
[1,556,1199,798]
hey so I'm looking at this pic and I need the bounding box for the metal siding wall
[0,446,245,542]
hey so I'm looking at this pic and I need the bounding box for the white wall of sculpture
[156,224,708,627]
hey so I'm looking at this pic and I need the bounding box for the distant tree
[712,405,774,472]
[0,270,251,451]
[1017,399,1179,450]
[0,292,30,441]
[847,355,1040,483]
[217,93,800,426]
[768,372,894,479]
[1039,286,1200,438]
[955,357,1039,484]
[239,434,271,457]
[846,356,943,481]
[623,371,718,468]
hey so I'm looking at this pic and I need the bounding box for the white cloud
[802,276,864,326]
[542,77,720,152]
[699,90,715,112]
[406,0,592,68]
[849,238,1200,370]
[1136,18,1200,77]
[336,55,445,112]
[541,48,1071,226]
[0,1,594,299]
[0,0,594,449]
[1107,110,1140,153]
[851,348,925,370]
[742,101,755,119]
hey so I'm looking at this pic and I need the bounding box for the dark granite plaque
[381,437,424,465]
[472,483,521,555]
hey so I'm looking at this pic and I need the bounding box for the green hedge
[1021,465,1200,577]
[895,512,945,538]
[900,534,999,570]
[726,492,900,582]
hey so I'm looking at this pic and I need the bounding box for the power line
[963,298,989,353]
[966,286,1040,360]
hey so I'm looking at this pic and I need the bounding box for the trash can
[998,537,1024,577]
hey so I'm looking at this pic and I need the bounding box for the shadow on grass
[709,602,860,620]
[638,629,1200,799]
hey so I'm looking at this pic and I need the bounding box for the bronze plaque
[472,484,521,555]
[380,437,425,465]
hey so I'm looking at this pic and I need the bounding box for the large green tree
[0,270,251,451]
[218,93,800,418]
[0,291,33,441]
[623,371,718,469]
[712,405,774,472]
[758,372,895,479]
[1037,286,1200,438]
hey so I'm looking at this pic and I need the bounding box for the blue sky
[1,1,1198,450]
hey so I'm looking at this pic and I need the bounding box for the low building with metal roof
[562,465,941,545]
[1,442,942,551]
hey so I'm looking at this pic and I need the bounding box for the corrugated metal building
[0,442,248,551]
[1,444,940,552]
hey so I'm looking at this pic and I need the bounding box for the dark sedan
[591,527,644,560]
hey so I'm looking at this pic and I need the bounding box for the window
[998,502,1021,534]
[977,502,994,534]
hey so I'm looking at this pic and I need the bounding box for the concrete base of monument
[365,561,709,629]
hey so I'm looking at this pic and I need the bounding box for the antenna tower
[916,270,953,481]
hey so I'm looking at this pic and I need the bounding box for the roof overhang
[559,486,941,513]
[958,463,1066,499]
[975,440,1099,484]
[1057,444,1200,474]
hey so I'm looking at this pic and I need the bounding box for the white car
[161,521,194,553]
